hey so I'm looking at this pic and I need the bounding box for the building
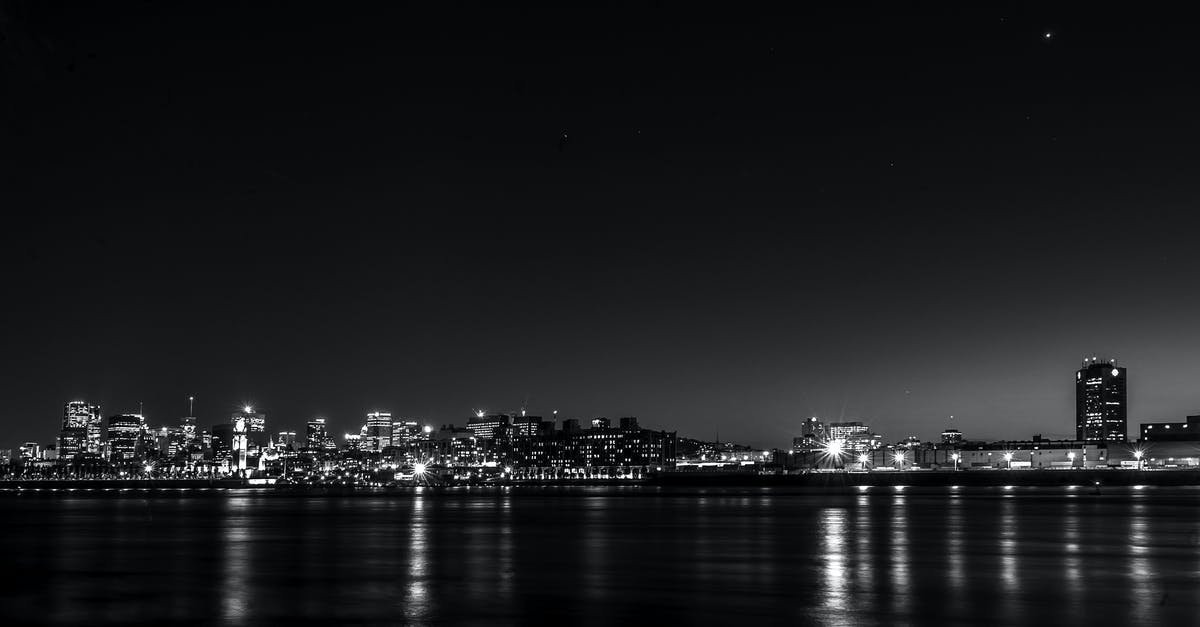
[20,442,40,461]
[467,413,510,440]
[1140,415,1200,442]
[1076,357,1127,443]
[941,429,964,444]
[64,401,103,453]
[391,420,421,446]
[107,414,144,463]
[306,418,334,451]
[211,423,234,463]
[364,411,393,452]
[827,421,882,453]
[234,406,268,447]
[510,417,677,474]
[512,413,546,437]
[276,431,297,449]
[181,396,198,448]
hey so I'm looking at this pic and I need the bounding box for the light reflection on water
[3,487,1200,626]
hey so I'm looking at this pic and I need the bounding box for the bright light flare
[1003,452,1014,462]
[1133,450,1144,460]
[857,453,869,464]
[413,462,427,475]
[243,405,254,413]
[893,452,905,464]
[824,439,845,457]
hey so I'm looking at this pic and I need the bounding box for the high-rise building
[234,406,268,447]
[181,396,198,448]
[1076,357,1127,443]
[392,420,421,445]
[941,429,964,444]
[468,413,510,440]
[64,401,103,453]
[364,411,393,452]
[107,414,144,462]
[276,431,297,449]
[306,418,333,450]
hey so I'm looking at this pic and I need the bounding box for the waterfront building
[1076,357,1128,443]
[1140,415,1200,442]
[510,417,677,475]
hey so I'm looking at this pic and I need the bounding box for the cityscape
[6,356,1198,487]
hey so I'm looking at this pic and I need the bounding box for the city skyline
[13,351,1200,452]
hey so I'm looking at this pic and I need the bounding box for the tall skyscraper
[364,411,393,452]
[233,406,268,447]
[63,401,102,454]
[306,418,336,450]
[1076,357,1128,443]
[106,414,144,462]
[181,396,197,447]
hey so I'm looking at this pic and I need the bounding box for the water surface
[3,486,1198,626]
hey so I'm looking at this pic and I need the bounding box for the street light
[1134,449,1144,471]
[824,439,846,470]
[1003,452,1014,470]
[1067,451,1076,468]
[893,451,905,470]
[951,453,960,471]
[858,453,869,470]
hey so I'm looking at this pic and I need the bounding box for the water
[3,486,1200,626]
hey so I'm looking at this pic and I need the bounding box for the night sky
[4,2,1200,448]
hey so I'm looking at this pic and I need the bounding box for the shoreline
[2,469,1199,493]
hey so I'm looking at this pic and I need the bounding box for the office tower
[234,406,268,447]
[64,401,103,453]
[512,414,544,437]
[212,423,234,463]
[307,418,330,450]
[1076,357,1127,443]
[20,442,40,460]
[392,420,420,445]
[276,431,297,449]
[181,396,197,447]
[364,411,393,452]
[590,417,611,429]
[467,413,511,440]
[107,414,144,462]
[231,414,249,471]
[827,421,882,453]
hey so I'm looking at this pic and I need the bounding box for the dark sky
[3,2,1200,448]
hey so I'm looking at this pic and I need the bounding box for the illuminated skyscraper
[306,418,331,450]
[63,401,102,454]
[1076,357,1127,443]
[233,406,268,447]
[364,411,393,452]
[107,414,144,462]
